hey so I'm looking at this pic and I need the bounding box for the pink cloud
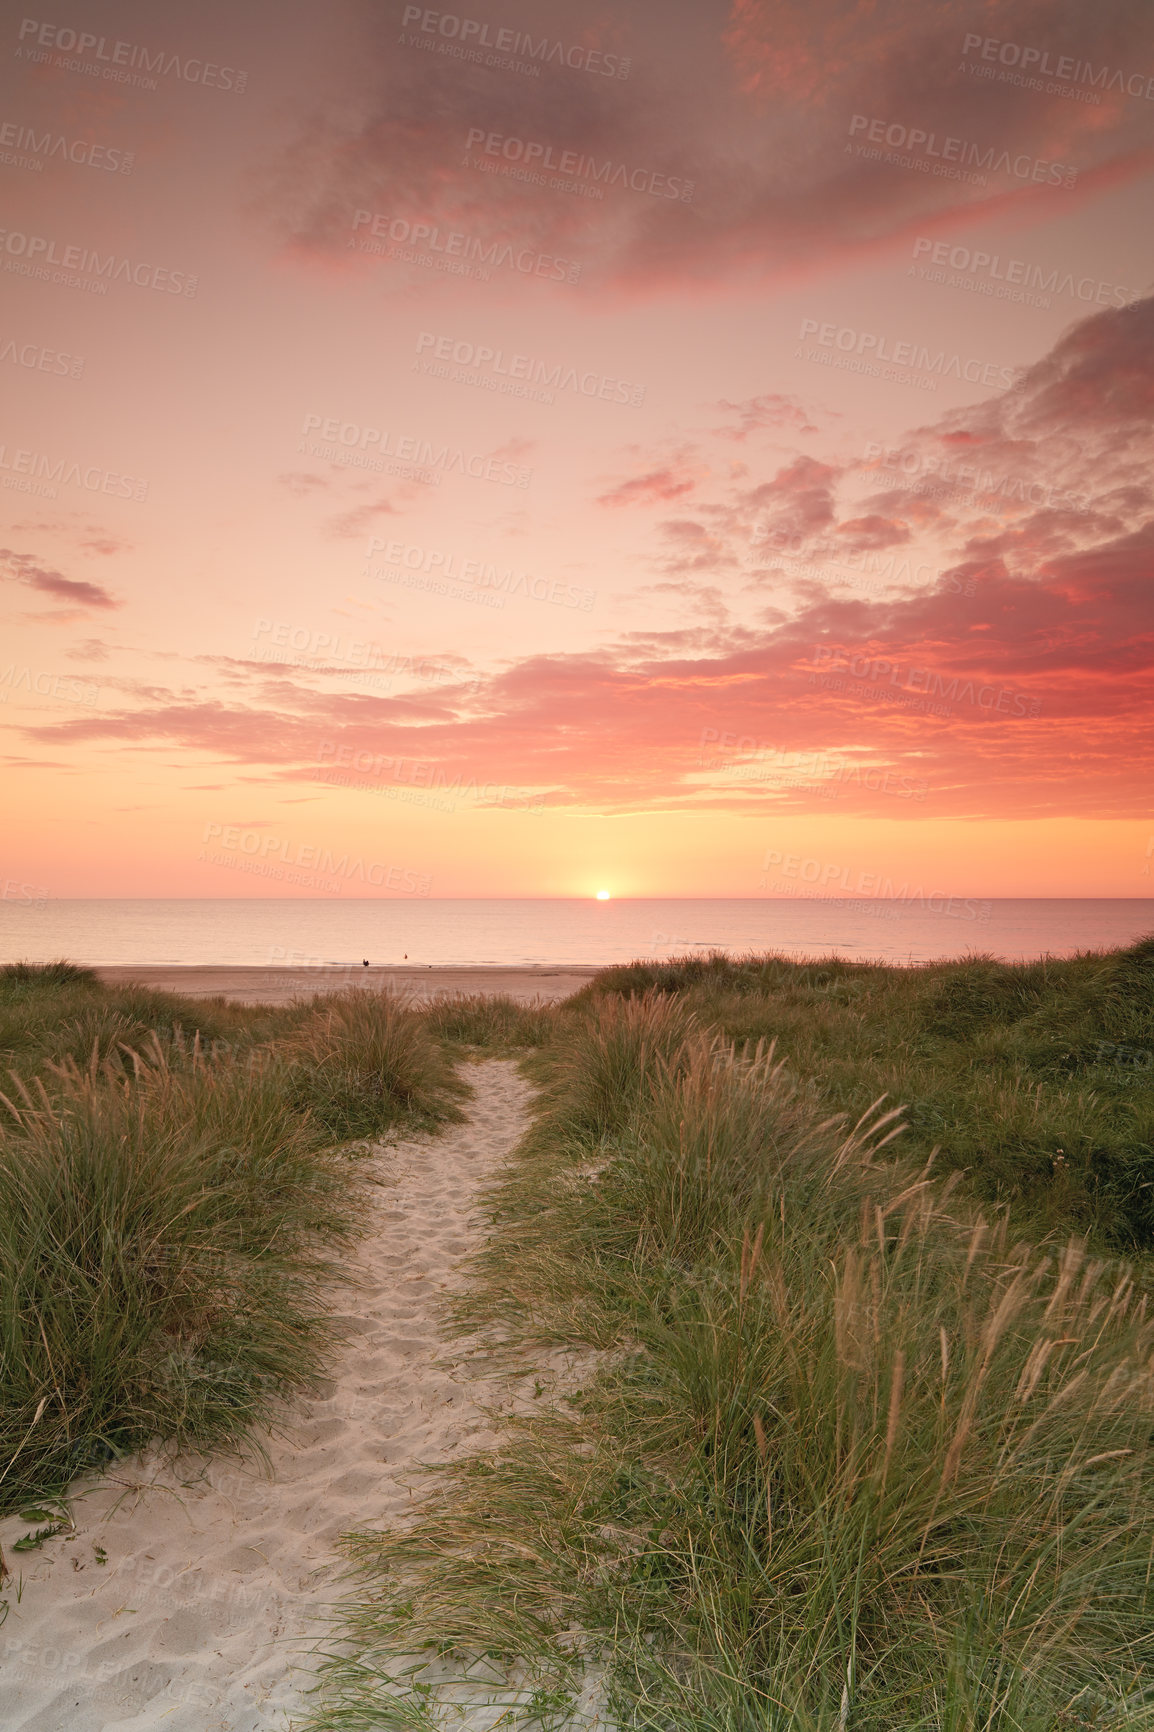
[0,550,119,610]
[598,465,699,508]
[260,0,1154,294]
[21,297,1154,822]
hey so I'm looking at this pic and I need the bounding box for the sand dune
[0,1061,607,1730]
[95,965,599,1006]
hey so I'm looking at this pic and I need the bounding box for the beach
[94,964,599,1006]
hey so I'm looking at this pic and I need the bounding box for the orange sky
[2,0,1153,900]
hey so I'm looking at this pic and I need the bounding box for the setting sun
[596,890,611,900]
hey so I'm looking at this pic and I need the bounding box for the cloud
[0,550,119,610]
[259,0,1154,295]
[714,394,821,439]
[834,515,911,552]
[597,463,698,508]
[1,755,75,769]
[79,535,129,558]
[21,298,1154,821]
[655,519,738,576]
[325,495,399,539]
[278,471,331,497]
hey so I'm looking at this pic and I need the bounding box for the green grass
[7,945,1154,1725]
[284,988,467,1140]
[422,992,560,1052]
[575,939,1154,1254]
[0,959,292,1083]
[306,953,1154,1731]
[0,1040,359,1514]
[0,969,466,1528]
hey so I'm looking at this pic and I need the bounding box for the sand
[94,965,600,1006]
[0,1062,608,1731]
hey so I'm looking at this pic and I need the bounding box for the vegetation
[422,991,559,1053]
[574,939,1154,1254]
[284,988,466,1140]
[307,941,1154,1730]
[0,958,285,1084]
[0,965,463,1519]
[5,942,1154,1724]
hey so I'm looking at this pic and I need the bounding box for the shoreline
[95,963,601,1004]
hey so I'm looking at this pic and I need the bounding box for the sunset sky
[2,0,1153,901]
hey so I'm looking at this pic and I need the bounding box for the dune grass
[6,945,1154,1723]
[422,992,560,1052]
[0,968,466,1526]
[283,988,467,1141]
[0,958,290,1084]
[308,979,1154,1730]
[575,939,1154,1254]
[0,1039,361,1515]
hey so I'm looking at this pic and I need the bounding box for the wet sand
[94,964,600,1006]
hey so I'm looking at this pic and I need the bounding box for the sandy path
[0,1060,603,1731]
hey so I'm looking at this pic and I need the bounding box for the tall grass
[309,996,1154,1729]
[0,976,467,1519]
[422,993,559,1052]
[284,988,466,1141]
[0,1040,363,1513]
[0,960,285,1084]
[575,939,1154,1253]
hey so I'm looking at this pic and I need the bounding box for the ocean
[1,899,1151,968]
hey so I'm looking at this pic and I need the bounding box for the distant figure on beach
[362,959,369,967]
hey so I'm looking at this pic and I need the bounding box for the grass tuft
[422,993,559,1052]
[283,989,467,1142]
[0,960,101,988]
[0,971,469,1521]
[0,1040,363,1513]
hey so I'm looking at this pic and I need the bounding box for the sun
[595,889,611,900]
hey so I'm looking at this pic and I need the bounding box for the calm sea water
[1,899,1151,968]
